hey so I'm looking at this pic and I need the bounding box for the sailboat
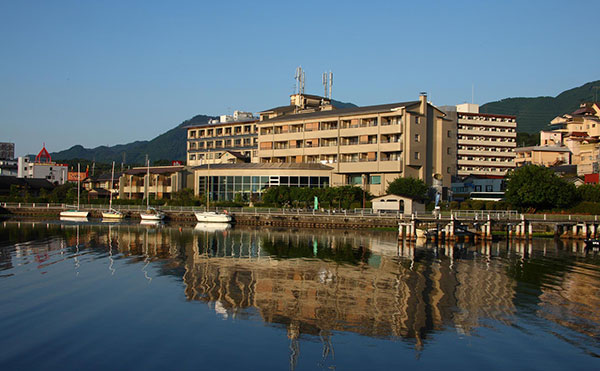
[60,163,89,218]
[194,160,232,223]
[102,161,125,219]
[140,158,165,221]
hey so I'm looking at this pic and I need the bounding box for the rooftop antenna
[472,84,475,104]
[329,71,333,100]
[322,72,328,98]
[295,66,305,95]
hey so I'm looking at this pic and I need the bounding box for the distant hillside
[480,80,600,133]
[52,115,215,165]
[51,100,358,165]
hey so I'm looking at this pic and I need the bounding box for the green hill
[51,115,215,165]
[480,80,600,133]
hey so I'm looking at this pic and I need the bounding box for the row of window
[459,135,516,142]
[458,166,509,172]
[458,156,514,163]
[189,138,257,150]
[459,114,516,123]
[458,145,514,153]
[198,175,330,201]
[458,124,516,133]
[188,125,257,139]
[260,115,405,135]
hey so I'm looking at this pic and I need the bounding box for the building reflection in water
[1,220,599,357]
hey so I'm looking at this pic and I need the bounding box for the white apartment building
[453,103,517,178]
[17,145,68,185]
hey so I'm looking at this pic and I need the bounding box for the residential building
[451,176,506,201]
[0,142,17,176]
[186,111,258,166]
[449,103,517,178]
[256,93,456,197]
[119,165,191,200]
[83,171,122,199]
[515,145,572,167]
[17,145,68,185]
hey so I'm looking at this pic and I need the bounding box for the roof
[88,187,111,196]
[457,111,517,120]
[372,194,422,202]
[124,166,185,176]
[184,118,258,130]
[258,105,297,114]
[259,101,420,124]
[192,163,333,171]
[95,171,123,181]
[224,151,248,160]
[515,145,571,153]
[0,175,55,190]
[568,131,588,137]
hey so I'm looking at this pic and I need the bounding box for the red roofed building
[17,144,68,185]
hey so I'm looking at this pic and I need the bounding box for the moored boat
[194,211,232,223]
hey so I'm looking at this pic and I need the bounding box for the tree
[386,177,429,201]
[505,165,577,210]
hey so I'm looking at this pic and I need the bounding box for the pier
[2,203,599,239]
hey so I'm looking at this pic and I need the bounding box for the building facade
[119,165,191,200]
[452,103,517,178]
[256,94,456,196]
[0,142,15,160]
[17,145,68,185]
[193,163,333,201]
[186,111,258,166]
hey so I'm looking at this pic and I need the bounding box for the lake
[1,219,599,370]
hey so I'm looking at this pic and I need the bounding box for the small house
[371,194,425,215]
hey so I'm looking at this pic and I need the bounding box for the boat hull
[102,211,125,219]
[194,212,232,223]
[60,210,89,218]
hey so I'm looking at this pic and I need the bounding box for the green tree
[386,177,429,201]
[577,184,600,202]
[505,165,577,210]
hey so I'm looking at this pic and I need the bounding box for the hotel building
[186,111,258,166]
[17,145,68,185]
[255,93,456,196]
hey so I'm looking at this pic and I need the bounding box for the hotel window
[414,134,420,142]
[447,130,451,137]
[414,151,420,160]
[447,147,451,155]
[415,117,420,124]
[447,166,451,173]
[370,175,381,185]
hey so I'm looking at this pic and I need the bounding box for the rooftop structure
[17,144,68,184]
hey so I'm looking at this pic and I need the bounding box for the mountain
[52,115,215,165]
[51,100,358,165]
[480,80,600,133]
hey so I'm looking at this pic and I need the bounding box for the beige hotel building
[255,93,456,196]
[186,93,460,200]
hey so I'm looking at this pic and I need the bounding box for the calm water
[1,219,599,370]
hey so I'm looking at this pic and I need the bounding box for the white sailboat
[140,158,165,221]
[60,163,89,218]
[102,161,125,219]
[194,160,232,223]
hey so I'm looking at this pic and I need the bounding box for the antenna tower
[295,66,305,95]
[322,72,328,98]
[328,71,333,100]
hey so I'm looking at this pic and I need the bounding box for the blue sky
[1,0,599,157]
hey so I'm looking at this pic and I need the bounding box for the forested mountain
[51,115,215,165]
[480,80,600,133]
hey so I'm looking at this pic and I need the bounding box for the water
[1,219,599,370]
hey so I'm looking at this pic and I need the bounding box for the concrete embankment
[4,206,399,229]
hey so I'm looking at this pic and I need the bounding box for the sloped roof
[124,166,185,175]
[259,101,420,124]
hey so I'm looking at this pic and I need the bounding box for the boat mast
[146,156,150,210]
[77,163,81,210]
[109,161,115,210]
[207,160,210,211]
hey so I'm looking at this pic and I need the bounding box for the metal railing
[2,202,600,222]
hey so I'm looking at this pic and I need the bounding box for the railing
[2,202,600,223]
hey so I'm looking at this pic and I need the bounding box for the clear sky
[1,0,599,157]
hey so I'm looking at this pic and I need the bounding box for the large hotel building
[186,93,458,199]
